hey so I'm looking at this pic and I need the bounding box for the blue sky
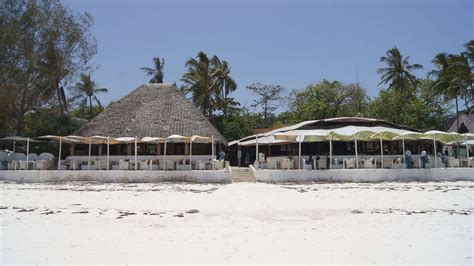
[65,0,473,112]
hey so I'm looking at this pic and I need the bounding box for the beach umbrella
[38,135,81,170]
[370,131,402,168]
[393,132,425,165]
[140,137,165,170]
[164,135,190,170]
[350,131,375,169]
[189,135,211,170]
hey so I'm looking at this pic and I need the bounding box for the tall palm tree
[377,47,423,94]
[181,52,237,117]
[212,57,237,100]
[74,73,108,113]
[141,57,165,83]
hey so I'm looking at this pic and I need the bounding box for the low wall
[0,170,232,184]
[253,168,474,183]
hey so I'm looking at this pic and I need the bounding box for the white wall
[0,170,231,183]
[253,168,474,183]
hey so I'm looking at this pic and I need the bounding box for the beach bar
[229,117,474,182]
[0,84,231,183]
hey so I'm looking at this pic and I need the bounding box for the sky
[65,0,473,112]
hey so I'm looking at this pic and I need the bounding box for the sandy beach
[1,180,473,264]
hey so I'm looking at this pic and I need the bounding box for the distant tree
[247,83,285,126]
[0,0,96,134]
[181,51,237,117]
[281,80,369,124]
[73,74,108,117]
[429,40,474,128]
[377,47,423,94]
[141,57,165,83]
[370,79,452,130]
[211,112,262,141]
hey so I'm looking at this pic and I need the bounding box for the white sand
[1,181,473,264]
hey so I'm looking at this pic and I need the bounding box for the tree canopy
[0,0,97,135]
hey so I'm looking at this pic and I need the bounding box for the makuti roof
[73,83,226,144]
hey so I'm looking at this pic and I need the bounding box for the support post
[58,137,62,171]
[298,135,302,170]
[189,139,193,171]
[329,136,333,169]
[107,136,110,171]
[380,136,384,169]
[465,134,470,167]
[355,138,359,169]
[134,136,138,171]
[211,135,215,170]
[88,137,91,169]
[402,137,405,164]
[255,135,259,169]
[164,140,167,171]
[26,138,29,170]
[433,139,437,168]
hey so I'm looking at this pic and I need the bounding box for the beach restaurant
[0,84,229,172]
[229,117,474,170]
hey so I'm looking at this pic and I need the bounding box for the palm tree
[141,57,165,83]
[181,52,237,117]
[377,47,423,94]
[74,73,108,113]
[430,52,472,129]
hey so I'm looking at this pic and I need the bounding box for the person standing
[405,148,412,169]
[421,149,427,168]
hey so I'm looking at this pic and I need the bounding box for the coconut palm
[181,52,237,117]
[141,57,165,83]
[74,73,108,113]
[377,47,423,94]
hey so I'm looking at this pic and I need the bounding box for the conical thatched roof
[73,83,226,144]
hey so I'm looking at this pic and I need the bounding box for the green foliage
[279,80,370,124]
[370,79,452,130]
[0,0,96,134]
[181,51,237,117]
[377,47,423,94]
[141,57,165,83]
[211,113,262,141]
[247,83,285,127]
[71,73,108,115]
[22,110,81,137]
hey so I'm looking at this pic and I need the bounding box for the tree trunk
[56,83,64,114]
[455,96,459,131]
[89,95,93,113]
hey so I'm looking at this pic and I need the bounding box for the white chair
[413,158,421,169]
[119,160,130,170]
[344,159,355,169]
[383,159,392,169]
[215,160,224,170]
[139,160,149,170]
[280,159,289,170]
[266,159,276,169]
[195,160,205,170]
[363,158,374,169]
[165,160,175,170]
[448,158,460,168]
[317,158,327,170]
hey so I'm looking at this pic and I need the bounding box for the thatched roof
[446,114,474,133]
[73,83,226,144]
